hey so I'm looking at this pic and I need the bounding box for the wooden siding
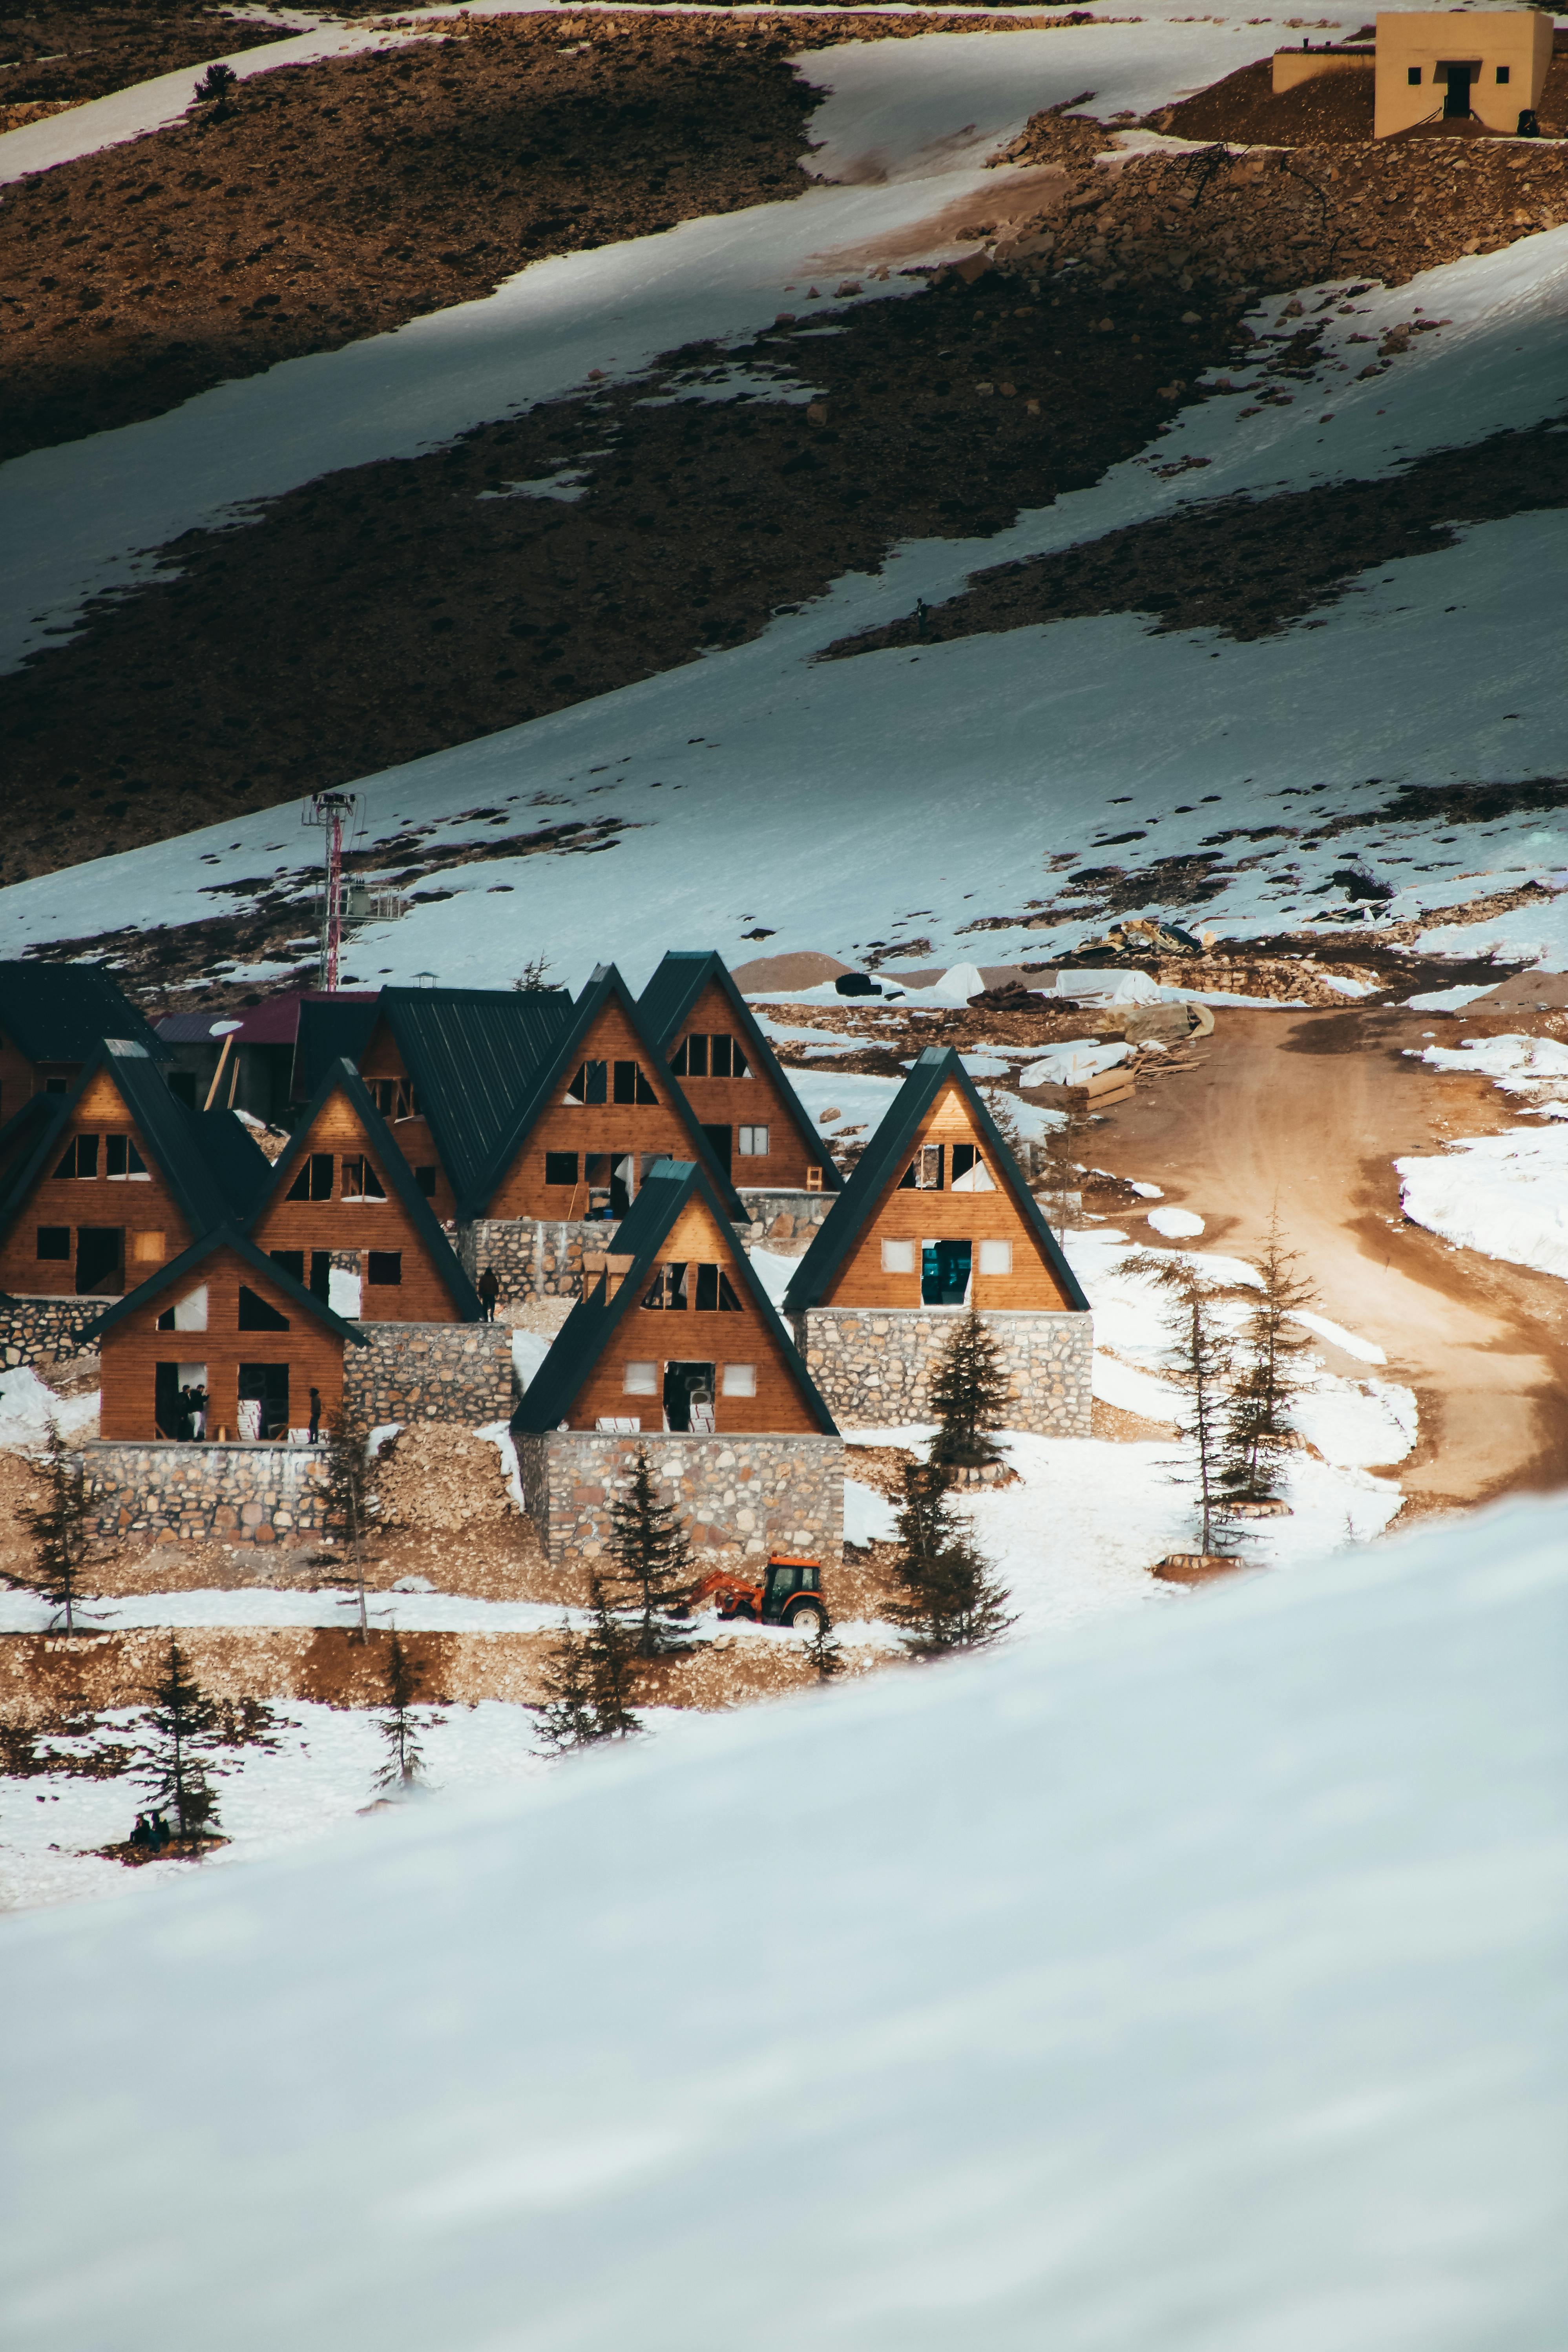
[357,1019,457,1222]
[98,1244,345,1442]
[823,1083,1076,1310]
[570,1194,819,1433]
[0,1067,193,1297]
[665,978,820,1191]
[252,1086,460,1322]
[488,1001,714,1221]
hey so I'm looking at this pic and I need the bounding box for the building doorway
[1442,61,1474,117]
[702,1124,733,1176]
[155,1362,209,1440]
[663,1360,716,1433]
[238,1362,289,1441]
[922,1238,972,1305]
[75,1226,124,1295]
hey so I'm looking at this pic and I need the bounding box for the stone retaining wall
[343,1321,514,1428]
[796,1307,1093,1436]
[458,1216,613,1305]
[80,1439,330,1545]
[736,1189,833,1255]
[515,1430,843,1575]
[0,1294,103,1370]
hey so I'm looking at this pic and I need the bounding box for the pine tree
[807,1610,846,1682]
[135,1635,228,1844]
[889,1462,1015,1658]
[928,1311,1010,1474]
[321,1405,375,1640]
[374,1630,438,1793]
[535,1618,607,1753]
[1040,1100,1088,1238]
[1132,1253,1235,1553]
[585,1577,641,1738]
[604,1448,695,1659]
[1223,1212,1316,1502]
[17,1417,91,1636]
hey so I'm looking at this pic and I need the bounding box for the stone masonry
[80,1439,330,1545]
[514,1430,843,1576]
[0,1294,104,1370]
[458,1216,612,1305]
[796,1307,1093,1437]
[736,1188,833,1255]
[343,1320,514,1428]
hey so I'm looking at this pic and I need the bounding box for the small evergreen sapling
[135,1634,228,1844]
[929,1311,1010,1475]
[604,1448,695,1658]
[889,1461,1015,1658]
[1132,1252,1235,1554]
[536,1618,605,1753]
[17,1417,91,1636]
[1223,1212,1316,1503]
[807,1609,846,1682]
[374,1630,438,1793]
[321,1406,376,1640]
[586,1576,642,1738]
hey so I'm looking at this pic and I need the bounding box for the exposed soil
[825,414,1568,659]
[0,269,1247,892]
[0,0,295,133]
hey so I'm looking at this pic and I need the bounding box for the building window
[613,1060,658,1105]
[367,1252,402,1286]
[694,1264,742,1311]
[545,1152,579,1187]
[1496,63,1509,82]
[44,1077,68,1096]
[564,1060,608,1105]
[1407,64,1421,82]
[414,1165,437,1197]
[899,1144,944,1191]
[270,1250,305,1285]
[670,1034,750,1078]
[623,1360,658,1395]
[105,1136,148,1180]
[237,1284,290,1331]
[721,1363,756,1397]
[286,1152,334,1202]
[952,1146,995,1194]
[341,1155,386,1202]
[737,1125,769,1158]
[641,1263,688,1310]
[370,1079,421,1121]
[53,1135,98,1179]
[36,1227,70,1260]
[978,1239,1013,1276]
[881,1238,916,1273]
[131,1231,165,1265]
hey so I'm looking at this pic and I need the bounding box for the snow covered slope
[2,1496,1563,2351]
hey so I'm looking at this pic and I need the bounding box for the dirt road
[1095,1008,1568,1512]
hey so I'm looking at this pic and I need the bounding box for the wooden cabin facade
[638,953,841,1197]
[0,962,163,1127]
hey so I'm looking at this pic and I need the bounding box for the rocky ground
[0,0,294,134]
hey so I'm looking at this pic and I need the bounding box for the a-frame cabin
[249,1059,481,1322]
[637,951,841,1196]
[472,966,746,1227]
[0,961,164,1123]
[514,1158,836,1437]
[349,984,576,1223]
[784,1049,1089,1316]
[0,1040,270,1300]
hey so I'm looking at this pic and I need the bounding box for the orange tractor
[687,1554,827,1636]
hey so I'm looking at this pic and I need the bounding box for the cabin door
[75,1226,125,1295]
[1442,62,1472,117]
[702,1124,733,1175]
[922,1239,972,1306]
[663,1361,716,1433]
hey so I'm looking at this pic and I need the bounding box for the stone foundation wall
[796,1307,1093,1436]
[458,1216,615,1305]
[80,1439,330,1545]
[343,1321,514,1428]
[736,1189,834,1256]
[515,1430,843,1575]
[0,1294,103,1371]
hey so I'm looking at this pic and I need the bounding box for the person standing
[308,1387,322,1444]
[477,1267,500,1322]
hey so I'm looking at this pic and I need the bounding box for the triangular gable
[254,1058,482,1319]
[637,951,842,1191]
[784,1049,1090,1313]
[77,1222,371,1349]
[473,966,747,1224]
[514,1157,836,1434]
[363,986,577,1208]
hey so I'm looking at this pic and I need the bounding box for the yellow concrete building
[1271,11,1552,137]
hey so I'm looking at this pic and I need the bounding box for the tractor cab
[762,1556,821,1621]
[687,1554,825,1634]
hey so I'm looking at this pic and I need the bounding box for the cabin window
[737,1125,769,1158]
[237,1285,290,1331]
[564,1060,608,1105]
[367,1252,402,1287]
[695,1264,743,1311]
[952,1147,995,1194]
[341,1155,386,1202]
[671,1034,749,1079]
[53,1135,99,1180]
[36,1227,70,1260]
[881,1239,915,1274]
[286,1152,334,1202]
[157,1284,209,1333]
[978,1240,1013,1276]
[44,1077,69,1096]
[414,1166,437,1197]
[721,1363,756,1397]
[642,1263,689,1310]
[131,1231,165,1265]
[105,1136,149,1180]
[1407,64,1421,81]
[613,1060,658,1105]
[269,1251,305,1285]
[1495,63,1509,81]
[623,1361,658,1395]
[370,1079,420,1120]
[545,1152,579,1187]
[899,1144,944,1191]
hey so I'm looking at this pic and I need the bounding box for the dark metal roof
[255,1057,483,1320]
[291,995,385,1103]
[470,965,747,1225]
[194,1110,277,1225]
[0,1042,270,1255]
[783,1048,1092,1314]
[78,1223,369,1349]
[0,961,164,1064]
[637,951,842,1192]
[370,986,577,1207]
[513,1157,837,1435]
[158,990,379,1054]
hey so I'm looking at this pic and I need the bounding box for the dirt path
[1095,1008,1568,1511]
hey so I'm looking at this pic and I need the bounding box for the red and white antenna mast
[302,790,360,991]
